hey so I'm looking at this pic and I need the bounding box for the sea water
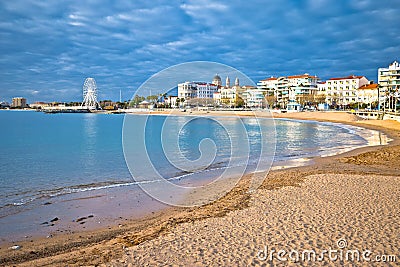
[0,110,387,231]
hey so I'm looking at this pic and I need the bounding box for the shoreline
[1,111,399,266]
[0,114,388,242]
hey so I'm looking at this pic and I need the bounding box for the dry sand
[1,111,400,266]
[116,174,400,266]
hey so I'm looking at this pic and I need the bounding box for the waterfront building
[257,74,319,108]
[178,82,197,100]
[257,77,278,106]
[177,81,218,101]
[244,87,268,108]
[324,75,369,106]
[196,82,218,98]
[286,74,320,107]
[164,96,178,107]
[219,87,239,107]
[257,77,278,92]
[357,83,379,107]
[218,77,245,107]
[138,100,153,109]
[11,97,27,108]
[378,61,400,110]
[178,75,246,107]
[30,102,50,109]
[317,81,327,94]
[213,91,221,105]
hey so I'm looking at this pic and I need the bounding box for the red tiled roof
[261,74,318,81]
[260,77,278,81]
[358,83,379,90]
[329,75,365,80]
[287,74,318,79]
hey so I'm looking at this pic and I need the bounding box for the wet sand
[1,111,400,266]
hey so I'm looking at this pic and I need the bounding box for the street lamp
[395,86,399,114]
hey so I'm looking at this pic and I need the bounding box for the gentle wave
[0,116,389,218]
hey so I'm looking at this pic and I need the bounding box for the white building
[164,96,178,107]
[287,74,319,93]
[317,82,327,94]
[213,91,221,105]
[257,77,279,93]
[244,87,268,108]
[178,81,218,101]
[178,82,197,100]
[324,75,369,106]
[357,83,379,107]
[257,74,319,108]
[196,82,218,98]
[378,61,400,110]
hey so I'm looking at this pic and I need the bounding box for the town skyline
[0,63,394,106]
[1,0,399,102]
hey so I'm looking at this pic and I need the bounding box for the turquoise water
[0,110,385,221]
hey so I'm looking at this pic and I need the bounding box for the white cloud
[0,0,399,101]
[180,1,228,14]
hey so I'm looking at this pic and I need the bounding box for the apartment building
[177,82,217,100]
[357,83,379,107]
[378,61,400,110]
[11,97,27,108]
[257,74,319,108]
[322,75,369,106]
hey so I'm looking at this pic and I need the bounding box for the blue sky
[0,0,399,102]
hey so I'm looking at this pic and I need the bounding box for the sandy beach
[1,111,399,266]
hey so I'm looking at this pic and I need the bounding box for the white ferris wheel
[81,77,100,109]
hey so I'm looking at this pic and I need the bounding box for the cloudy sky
[0,0,399,102]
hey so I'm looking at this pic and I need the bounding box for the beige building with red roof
[320,75,369,106]
[357,83,379,107]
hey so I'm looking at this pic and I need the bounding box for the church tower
[212,74,222,87]
[235,77,239,87]
[226,76,230,88]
